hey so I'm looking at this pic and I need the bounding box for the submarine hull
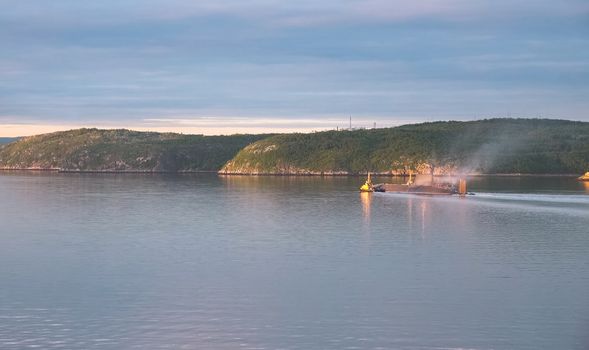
[375,183,455,195]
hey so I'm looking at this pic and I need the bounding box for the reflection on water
[0,173,588,350]
[583,180,589,193]
[420,200,428,234]
[360,192,371,222]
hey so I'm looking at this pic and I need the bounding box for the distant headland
[1,119,588,175]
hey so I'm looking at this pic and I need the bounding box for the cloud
[0,0,588,135]
[2,0,588,28]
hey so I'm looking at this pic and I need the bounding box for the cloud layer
[1,0,588,135]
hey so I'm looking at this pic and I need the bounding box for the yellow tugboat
[578,172,589,181]
[360,172,374,192]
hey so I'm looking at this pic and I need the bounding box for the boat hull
[376,183,455,195]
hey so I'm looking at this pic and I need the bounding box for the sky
[1,0,588,136]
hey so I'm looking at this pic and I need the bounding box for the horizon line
[0,116,582,138]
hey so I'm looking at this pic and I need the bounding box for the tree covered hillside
[220,119,589,175]
[0,129,269,171]
[2,119,587,174]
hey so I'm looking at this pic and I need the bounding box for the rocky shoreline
[0,167,580,177]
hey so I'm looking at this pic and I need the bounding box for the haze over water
[0,173,588,349]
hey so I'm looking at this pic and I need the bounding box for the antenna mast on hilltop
[349,115,352,130]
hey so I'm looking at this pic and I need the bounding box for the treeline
[1,119,588,174]
[0,128,269,171]
[220,119,589,175]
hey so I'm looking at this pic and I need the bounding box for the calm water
[0,173,588,350]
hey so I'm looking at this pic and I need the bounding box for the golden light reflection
[407,197,413,231]
[360,192,372,222]
[583,181,589,193]
[421,200,427,235]
[406,197,428,239]
[219,174,264,191]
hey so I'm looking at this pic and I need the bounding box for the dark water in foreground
[0,173,588,350]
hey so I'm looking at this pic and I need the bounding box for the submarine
[360,172,468,196]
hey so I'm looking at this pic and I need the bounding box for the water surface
[1,173,588,349]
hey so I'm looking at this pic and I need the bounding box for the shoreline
[218,173,581,177]
[0,168,581,177]
[0,168,218,174]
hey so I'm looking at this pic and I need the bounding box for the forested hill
[220,119,589,175]
[1,119,588,174]
[0,129,269,171]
